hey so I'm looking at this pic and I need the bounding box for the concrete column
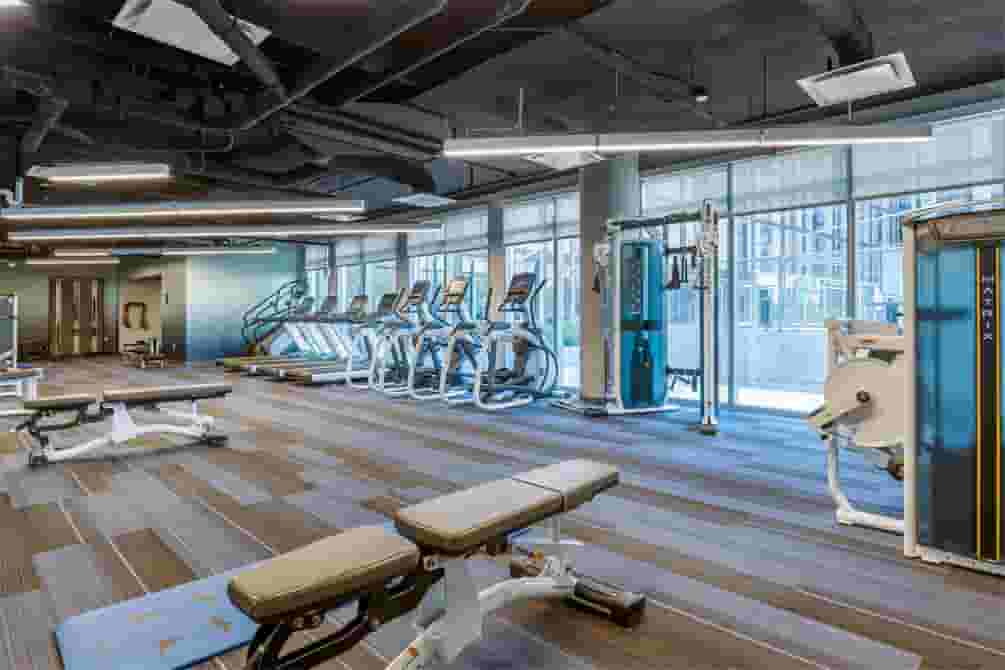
[579,155,641,402]
[486,203,506,319]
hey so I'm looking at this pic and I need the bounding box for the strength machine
[806,319,906,534]
[556,202,720,433]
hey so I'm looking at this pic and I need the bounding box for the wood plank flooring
[1,357,1003,669]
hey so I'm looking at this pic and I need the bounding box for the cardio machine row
[286,273,563,411]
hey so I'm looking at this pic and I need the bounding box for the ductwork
[21,97,69,155]
[177,0,287,99]
[801,0,874,66]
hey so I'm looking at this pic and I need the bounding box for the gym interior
[1,2,1004,669]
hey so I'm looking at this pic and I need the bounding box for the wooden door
[78,279,94,354]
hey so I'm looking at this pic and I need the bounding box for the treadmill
[286,291,405,385]
[252,296,371,379]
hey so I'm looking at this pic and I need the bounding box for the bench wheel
[205,434,228,447]
[28,453,49,468]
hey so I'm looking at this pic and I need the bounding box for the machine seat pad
[0,368,40,380]
[102,383,233,405]
[395,460,618,555]
[228,526,420,624]
[22,394,97,412]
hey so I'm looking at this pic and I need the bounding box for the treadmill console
[376,293,398,315]
[442,277,470,306]
[406,280,432,305]
[503,273,536,306]
[347,295,368,319]
[317,296,338,315]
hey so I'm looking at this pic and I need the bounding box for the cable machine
[556,201,720,433]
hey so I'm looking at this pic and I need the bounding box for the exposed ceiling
[1,0,1004,250]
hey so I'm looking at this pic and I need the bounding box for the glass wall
[334,238,363,313]
[407,211,489,316]
[304,245,330,304]
[362,236,398,308]
[641,168,729,404]
[503,192,580,387]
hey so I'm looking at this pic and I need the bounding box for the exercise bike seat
[22,394,97,413]
[228,525,420,624]
[394,460,617,555]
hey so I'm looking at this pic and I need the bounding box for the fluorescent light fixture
[443,134,598,158]
[25,258,120,266]
[53,249,114,257]
[444,126,932,158]
[161,247,277,256]
[28,162,172,183]
[798,53,917,107]
[393,193,457,208]
[0,199,365,222]
[0,1,26,7]
[8,221,440,242]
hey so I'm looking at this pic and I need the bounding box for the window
[446,250,489,319]
[362,235,398,308]
[733,205,848,411]
[304,244,330,303]
[503,192,580,388]
[409,254,444,290]
[334,238,363,312]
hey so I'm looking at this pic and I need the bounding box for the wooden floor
[2,357,1004,670]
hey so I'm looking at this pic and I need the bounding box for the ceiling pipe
[217,0,449,132]
[177,0,287,99]
[800,0,874,66]
[21,96,69,155]
[559,25,720,125]
[317,0,534,109]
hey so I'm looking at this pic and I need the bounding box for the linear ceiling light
[161,247,277,256]
[27,162,173,183]
[443,126,931,158]
[7,222,440,242]
[25,258,120,266]
[53,249,114,257]
[0,199,366,222]
[0,1,25,7]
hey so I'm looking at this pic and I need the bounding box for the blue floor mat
[56,564,261,670]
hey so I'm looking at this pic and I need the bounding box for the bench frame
[21,393,227,467]
[0,368,42,402]
[245,516,644,670]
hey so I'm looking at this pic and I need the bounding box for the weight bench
[227,460,644,670]
[17,383,231,466]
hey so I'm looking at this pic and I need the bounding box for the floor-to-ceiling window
[641,168,729,405]
[503,192,580,387]
[853,111,1005,322]
[304,244,331,304]
[407,225,446,305]
[363,236,398,308]
[730,148,850,411]
[443,210,490,319]
[334,238,363,313]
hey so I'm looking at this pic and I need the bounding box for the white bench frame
[26,394,225,465]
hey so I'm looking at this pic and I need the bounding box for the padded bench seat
[22,394,97,412]
[228,526,420,624]
[0,368,41,381]
[102,383,233,405]
[394,460,618,555]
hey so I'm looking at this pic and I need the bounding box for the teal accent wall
[186,245,300,361]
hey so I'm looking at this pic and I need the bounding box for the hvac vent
[113,0,271,66]
[393,193,457,208]
[797,52,916,107]
[523,152,605,171]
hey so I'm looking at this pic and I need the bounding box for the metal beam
[801,0,874,65]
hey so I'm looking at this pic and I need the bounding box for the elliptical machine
[467,273,561,410]
[369,281,435,396]
[407,277,475,400]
